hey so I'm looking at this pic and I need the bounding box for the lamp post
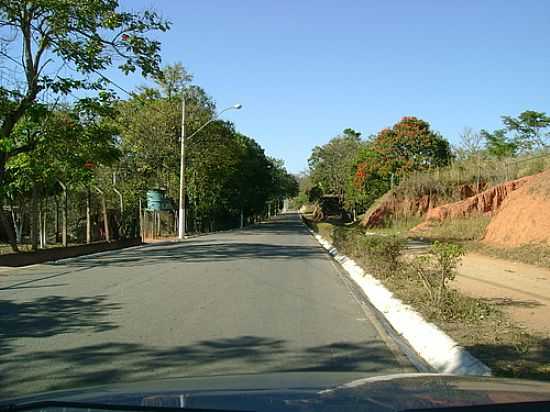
[178,100,242,240]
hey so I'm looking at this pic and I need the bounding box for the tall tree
[308,128,364,202]
[481,129,518,159]
[501,110,550,152]
[353,117,451,208]
[0,0,169,191]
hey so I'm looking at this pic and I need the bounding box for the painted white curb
[304,222,491,376]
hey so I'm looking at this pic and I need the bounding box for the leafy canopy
[0,0,169,183]
[308,128,364,199]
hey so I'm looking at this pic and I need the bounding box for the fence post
[31,181,39,251]
[95,187,110,242]
[138,199,143,241]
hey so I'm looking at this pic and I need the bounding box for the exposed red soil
[360,183,487,228]
[410,175,534,233]
[484,170,550,247]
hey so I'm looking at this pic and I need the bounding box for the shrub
[359,234,405,278]
[412,241,465,307]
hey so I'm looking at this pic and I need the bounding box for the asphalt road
[0,213,417,399]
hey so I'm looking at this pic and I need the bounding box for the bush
[411,241,464,308]
[359,234,405,278]
[331,227,406,278]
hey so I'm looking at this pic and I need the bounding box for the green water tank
[146,189,171,210]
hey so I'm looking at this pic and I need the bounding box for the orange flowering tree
[353,117,451,206]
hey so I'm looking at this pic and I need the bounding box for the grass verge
[412,215,492,242]
[302,214,550,381]
[470,242,550,270]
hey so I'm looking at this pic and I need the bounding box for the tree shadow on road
[0,335,405,398]
[58,242,326,269]
[0,295,121,366]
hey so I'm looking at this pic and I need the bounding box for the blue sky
[115,0,550,173]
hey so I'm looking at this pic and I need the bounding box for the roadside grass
[364,215,422,237]
[412,215,492,242]
[304,218,337,242]
[302,214,550,381]
[469,242,550,270]
[394,151,550,204]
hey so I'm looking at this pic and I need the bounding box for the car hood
[3,372,550,411]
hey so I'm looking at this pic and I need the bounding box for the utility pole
[86,188,91,244]
[177,101,241,240]
[178,96,186,239]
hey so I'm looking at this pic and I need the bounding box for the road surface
[0,213,417,398]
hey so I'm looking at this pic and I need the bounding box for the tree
[116,71,215,204]
[3,94,120,251]
[186,120,242,229]
[156,62,193,99]
[501,110,550,152]
[0,0,169,190]
[455,127,485,160]
[353,117,451,209]
[481,129,518,159]
[369,117,451,177]
[308,128,364,202]
[269,158,299,201]
[234,133,273,219]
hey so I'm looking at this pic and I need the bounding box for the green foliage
[4,97,120,196]
[482,129,518,158]
[481,110,550,158]
[353,117,452,213]
[411,241,464,307]
[357,117,451,179]
[308,128,366,200]
[115,64,297,230]
[360,235,405,278]
[0,0,170,230]
[502,110,550,152]
[330,226,405,278]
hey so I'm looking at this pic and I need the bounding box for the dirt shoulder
[302,214,550,380]
[454,253,550,336]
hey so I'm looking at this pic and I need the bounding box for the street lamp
[178,100,242,240]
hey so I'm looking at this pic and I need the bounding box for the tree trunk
[100,192,110,242]
[42,197,48,248]
[31,182,39,251]
[86,188,91,244]
[10,200,21,244]
[14,200,24,244]
[0,197,19,252]
[138,199,143,241]
[62,185,68,247]
[38,198,44,249]
[54,196,60,243]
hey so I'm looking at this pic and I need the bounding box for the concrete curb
[302,220,491,376]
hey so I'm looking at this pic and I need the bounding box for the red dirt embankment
[360,183,486,228]
[410,175,534,233]
[484,170,550,247]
